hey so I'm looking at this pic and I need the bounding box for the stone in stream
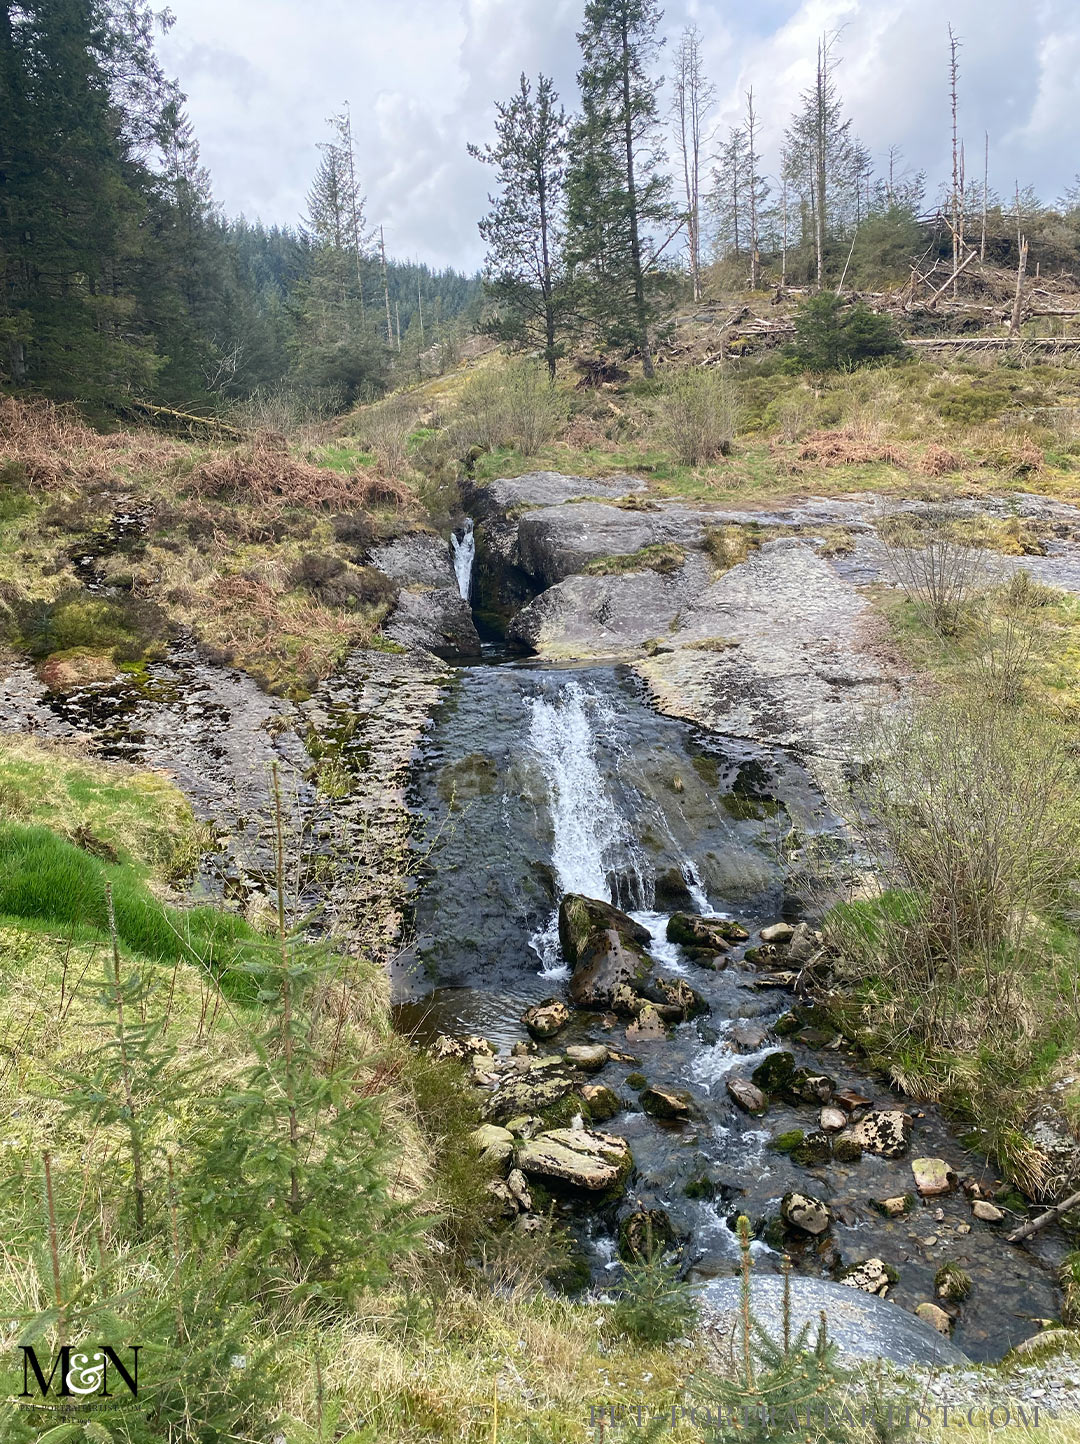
[638,975,707,1020]
[787,1069,836,1106]
[820,1107,847,1133]
[521,998,571,1040]
[486,1058,582,1125]
[618,1206,678,1262]
[701,1275,969,1367]
[751,1050,797,1096]
[846,1109,913,1160]
[726,1077,768,1116]
[430,1034,496,1062]
[730,1022,769,1051]
[640,1085,694,1121]
[626,1002,666,1041]
[873,1195,915,1218]
[912,1157,957,1197]
[581,1083,620,1122]
[516,1127,632,1193]
[781,1191,832,1236]
[832,1131,863,1163]
[565,1043,609,1071]
[760,922,795,945]
[915,1302,953,1335]
[786,922,821,965]
[666,913,747,949]
[772,1130,831,1167]
[840,1258,898,1298]
[972,1200,1006,1223]
[561,894,652,1010]
[833,1087,873,1115]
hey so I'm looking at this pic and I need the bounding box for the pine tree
[565,0,675,376]
[469,72,571,379]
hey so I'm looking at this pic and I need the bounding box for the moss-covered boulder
[516,1126,633,1194]
[751,1050,797,1096]
[666,913,748,950]
[618,1206,678,1262]
[640,1084,694,1121]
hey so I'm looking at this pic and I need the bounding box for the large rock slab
[701,1276,969,1367]
[516,1126,632,1192]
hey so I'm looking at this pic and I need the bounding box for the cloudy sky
[158,0,1080,272]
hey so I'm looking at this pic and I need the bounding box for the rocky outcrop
[516,1126,632,1192]
[371,533,480,658]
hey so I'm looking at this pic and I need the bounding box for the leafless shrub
[877,506,996,635]
[774,391,815,444]
[355,394,420,479]
[451,359,568,456]
[971,570,1053,705]
[659,367,739,466]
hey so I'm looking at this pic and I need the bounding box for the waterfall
[526,681,649,974]
[450,519,474,602]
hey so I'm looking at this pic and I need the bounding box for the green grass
[0,823,264,996]
[0,734,204,879]
[583,542,686,575]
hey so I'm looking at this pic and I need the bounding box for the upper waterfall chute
[450,519,475,602]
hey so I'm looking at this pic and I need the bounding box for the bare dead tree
[948,25,963,297]
[981,131,989,262]
[1011,183,1029,336]
[671,23,715,303]
[379,225,393,346]
[745,87,761,290]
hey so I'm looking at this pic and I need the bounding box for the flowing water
[399,656,1067,1361]
[450,518,475,602]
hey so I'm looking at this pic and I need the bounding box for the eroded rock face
[516,1126,632,1192]
[371,534,481,658]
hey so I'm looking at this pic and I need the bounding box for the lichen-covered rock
[430,1034,496,1063]
[618,1206,677,1262]
[486,1058,582,1126]
[521,997,571,1040]
[790,1130,833,1167]
[786,1070,836,1106]
[781,1191,831,1236]
[727,1077,768,1116]
[639,974,707,1020]
[848,1109,913,1160]
[841,1258,897,1297]
[626,1002,667,1041]
[471,1124,515,1166]
[640,1084,693,1121]
[666,913,746,949]
[832,1131,863,1163]
[516,1126,632,1192]
[581,1083,620,1122]
[912,1157,957,1197]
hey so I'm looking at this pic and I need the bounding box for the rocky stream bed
[7,471,1080,1376]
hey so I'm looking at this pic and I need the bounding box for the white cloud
[158,0,1080,269]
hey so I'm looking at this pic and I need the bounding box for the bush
[877,507,994,636]
[659,367,739,464]
[787,293,904,373]
[452,358,568,456]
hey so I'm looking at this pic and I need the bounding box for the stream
[0,509,1069,1363]
[395,643,1067,1362]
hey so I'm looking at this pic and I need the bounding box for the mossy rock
[773,1010,801,1037]
[770,1129,806,1156]
[935,1262,972,1302]
[626,1071,648,1090]
[684,1172,716,1201]
[790,1130,832,1167]
[751,1051,797,1096]
[618,1206,678,1263]
[437,753,498,802]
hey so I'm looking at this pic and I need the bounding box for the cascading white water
[450,519,475,601]
[526,681,649,975]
